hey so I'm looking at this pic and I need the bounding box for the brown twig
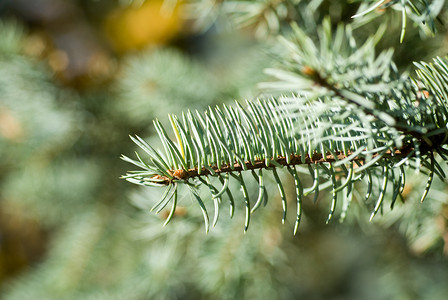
[153,145,416,185]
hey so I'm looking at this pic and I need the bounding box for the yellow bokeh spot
[104,0,182,53]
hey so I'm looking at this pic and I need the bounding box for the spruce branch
[122,18,448,234]
[122,71,447,233]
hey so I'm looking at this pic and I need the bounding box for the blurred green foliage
[0,1,448,300]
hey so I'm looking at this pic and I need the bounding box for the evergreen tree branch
[122,18,448,234]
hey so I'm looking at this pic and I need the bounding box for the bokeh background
[1,1,448,299]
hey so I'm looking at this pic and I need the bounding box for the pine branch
[121,77,446,234]
[122,17,448,234]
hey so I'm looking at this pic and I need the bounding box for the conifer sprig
[122,80,446,233]
[122,18,448,234]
